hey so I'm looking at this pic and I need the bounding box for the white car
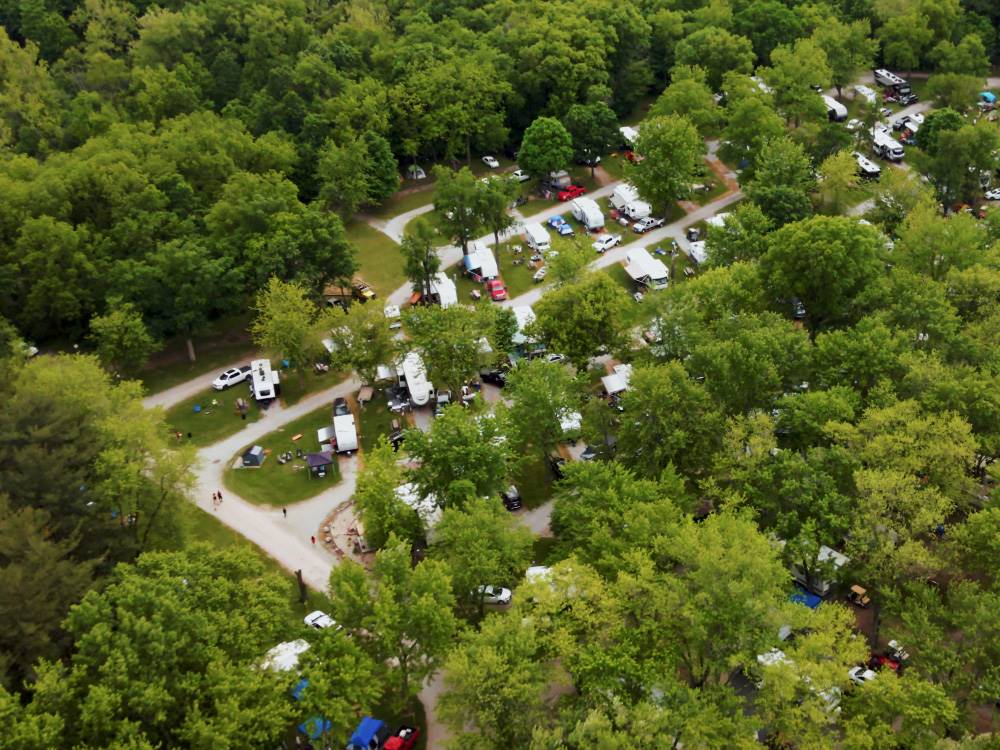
[592,233,622,253]
[545,353,566,363]
[477,585,512,605]
[633,216,665,233]
[846,118,862,132]
[482,156,500,169]
[511,169,530,182]
[304,610,338,629]
[212,366,251,390]
[848,666,877,685]
[986,188,1000,200]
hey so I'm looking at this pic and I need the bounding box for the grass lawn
[345,220,405,298]
[165,387,261,447]
[367,186,435,220]
[514,453,555,510]
[519,196,554,218]
[404,209,448,240]
[224,405,342,506]
[601,153,629,181]
[279,367,344,406]
[495,239,539,298]
[138,319,254,396]
[180,501,333,632]
[530,536,564,567]
[358,396,399,454]
[603,262,635,292]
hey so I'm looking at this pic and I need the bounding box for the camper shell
[524,223,551,253]
[871,124,904,161]
[570,197,605,231]
[333,413,358,454]
[624,248,669,290]
[822,95,847,122]
[249,359,280,402]
[398,352,434,407]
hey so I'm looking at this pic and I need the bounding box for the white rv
[854,84,878,105]
[873,68,905,88]
[790,545,850,596]
[570,197,604,231]
[429,272,457,308]
[624,248,669,290]
[822,95,847,122]
[463,240,499,280]
[619,126,639,147]
[399,351,434,407]
[853,151,881,179]
[396,483,442,542]
[333,413,358,454]
[524,223,551,253]
[249,359,280,402]
[610,184,651,220]
[871,125,904,161]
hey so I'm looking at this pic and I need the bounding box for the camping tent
[348,717,388,750]
[242,445,265,467]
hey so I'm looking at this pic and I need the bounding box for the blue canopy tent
[347,717,388,750]
[299,717,332,741]
[790,587,822,610]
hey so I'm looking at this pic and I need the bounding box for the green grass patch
[138,318,254,396]
[345,221,406,298]
[514,453,555,510]
[224,405,342,506]
[367,186,435,220]
[358,396,399,454]
[180,501,333,632]
[530,536,563,567]
[568,165,599,192]
[692,173,728,206]
[518,197,553,218]
[495,239,539,298]
[279,367,344,406]
[165,387,261,447]
[601,153,629,181]
[603,262,635,292]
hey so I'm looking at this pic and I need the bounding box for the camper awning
[316,426,336,444]
[602,373,627,395]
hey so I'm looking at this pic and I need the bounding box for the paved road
[143,359,256,410]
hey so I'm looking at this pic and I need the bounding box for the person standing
[310,535,316,545]
[282,508,287,518]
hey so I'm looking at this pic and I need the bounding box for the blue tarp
[980,91,997,103]
[299,717,332,740]
[349,717,385,749]
[790,587,822,609]
[291,678,308,701]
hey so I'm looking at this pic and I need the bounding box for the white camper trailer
[854,84,878,105]
[609,183,651,219]
[790,545,851,596]
[853,151,881,179]
[249,359,280,402]
[399,351,434,407]
[463,241,499,280]
[871,124,904,161]
[570,197,605,231]
[429,272,457,308]
[624,248,669,290]
[333,413,358,454]
[619,126,639,147]
[822,95,848,122]
[524,223,551,253]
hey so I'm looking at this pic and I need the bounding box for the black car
[434,390,452,417]
[480,369,507,387]
[548,455,567,479]
[580,444,598,461]
[501,485,522,511]
[333,397,351,417]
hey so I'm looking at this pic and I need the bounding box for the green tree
[404,304,485,396]
[25,545,294,749]
[925,73,983,113]
[439,614,550,749]
[816,149,860,215]
[505,358,579,458]
[88,300,159,377]
[734,0,804,63]
[930,33,990,76]
[353,438,421,549]
[649,66,720,136]
[674,26,755,91]
[916,107,964,156]
[721,94,786,176]
[704,202,773,267]
[761,215,885,333]
[360,130,399,203]
[399,218,441,300]
[530,272,630,369]
[616,363,724,479]
[761,39,831,126]
[316,137,372,217]
[433,166,482,256]
[878,10,934,74]
[476,175,518,250]
[404,408,515,509]
[625,114,704,215]
[517,116,574,182]
[563,101,619,177]
[432,497,533,616]
[811,19,878,98]
[895,202,988,281]
[488,306,518,358]
[328,538,457,711]
[926,122,1000,206]
[250,277,323,383]
[744,137,815,226]
[864,166,934,236]
[324,301,396,386]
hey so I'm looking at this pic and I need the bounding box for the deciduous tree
[250,277,323,382]
[517,116,574,182]
[505,358,579,458]
[563,101,619,177]
[625,114,704,215]
[324,301,396,386]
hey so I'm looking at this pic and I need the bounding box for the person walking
[211,492,218,510]
[217,490,223,503]
[310,535,316,545]
[282,508,287,518]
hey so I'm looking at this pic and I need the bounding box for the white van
[570,197,604,231]
[524,223,551,253]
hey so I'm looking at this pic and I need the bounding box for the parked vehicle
[592,233,622,253]
[212,365,251,390]
[352,280,376,302]
[333,413,358,454]
[986,188,1000,200]
[249,359,281,402]
[847,585,871,607]
[558,184,587,201]
[384,726,421,750]
[548,454,567,478]
[633,216,664,233]
[482,155,500,168]
[822,95,847,121]
[854,151,881,180]
[501,484,522,510]
[333,397,350,417]
[848,666,878,685]
[480,368,507,387]
[524,222,551,252]
[434,390,452,417]
[485,278,507,301]
[511,168,530,182]
[846,118,862,132]
[571,197,605,231]
[477,584,513,605]
[303,611,337,629]
[547,214,574,236]
[871,125,904,161]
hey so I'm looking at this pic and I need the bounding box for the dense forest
[3,0,1000,747]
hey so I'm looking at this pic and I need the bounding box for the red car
[485,278,507,301]
[558,185,586,201]
[384,726,420,750]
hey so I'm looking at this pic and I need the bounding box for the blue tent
[348,717,386,750]
[299,717,332,740]
[790,587,822,610]
[980,91,997,104]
